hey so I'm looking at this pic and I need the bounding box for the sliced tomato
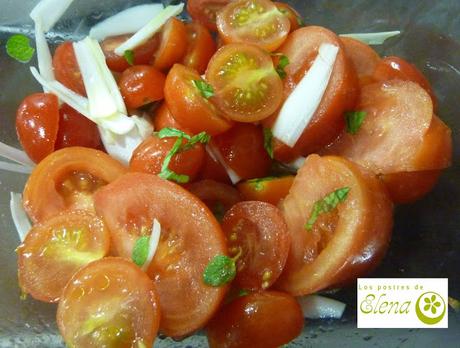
[274,2,303,32]
[182,22,217,74]
[206,44,283,122]
[57,257,160,348]
[151,18,188,71]
[276,155,393,295]
[212,123,272,180]
[23,147,127,223]
[16,93,60,163]
[198,151,232,184]
[237,176,294,205]
[164,64,233,135]
[53,42,86,96]
[207,291,303,348]
[187,0,233,32]
[17,211,110,303]
[216,0,291,52]
[93,173,228,337]
[152,102,192,134]
[222,201,290,290]
[119,65,166,109]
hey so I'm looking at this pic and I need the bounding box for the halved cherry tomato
[276,155,393,295]
[57,257,160,348]
[187,0,233,32]
[23,147,127,223]
[182,22,217,74]
[198,151,232,184]
[17,211,110,303]
[101,34,159,72]
[152,102,192,134]
[212,123,272,180]
[94,173,228,337]
[129,135,205,181]
[237,176,294,205]
[53,42,86,96]
[207,291,303,348]
[206,44,283,122]
[55,104,102,150]
[222,201,290,290]
[216,0,291,52]
[16,93,60,163]
[118,65,166,109]
[164,64,233,135]
[151,18,188,71]
[275,2,303,32]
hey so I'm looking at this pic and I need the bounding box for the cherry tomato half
[198,151,232,184]
[182,22,217,74]
[275,2,303,32]
[187,0,233,32]
[237,175,294,205]
[53,42,86,96]
[152,102,192,134]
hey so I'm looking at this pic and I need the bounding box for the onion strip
[298,295,346,319]
[9,192,32,242]
[0,141,34,166]
[142,219,161,272]
[0,161,33,174]
[206,144,241,184]
[339,31,401,45]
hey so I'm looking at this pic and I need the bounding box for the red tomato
[152,102,192,134]
[187,0,233,32]
[17,211,110,303]
[57,257,160,348]
[222,201,290,290]
[207,291,303,348]
[212,123,272,180]
[275,2,303,32]
[101,34,159,72]
[94,173,228,337]
[118,65,166,109]
[237,176,294,205]
[216,0,291,52]
[152,18,188,71]
[198,151,232,184]
[206,44,283,122]
[16,93,60,163]
[182,22,217,74]
[23,147,127,223]
[53,42,86,96]
[276,155,393,295]
[164,64,233,135]
[55,104,102,150]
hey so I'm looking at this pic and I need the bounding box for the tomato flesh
[53,42,86,96]
[187,0,232,32]
[182,22,217,74]
[152,102,192,134]
[152,18,188,71]
[275,2,302,32]
[237,176,294,205]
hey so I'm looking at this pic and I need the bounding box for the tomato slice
[206,44,283,122]
[93,173,228,337]
[222,201,290,290]
[207,291,303,348]
[17,211,110,303]
[276,155,393,295]
[198,151,232,184]
[16,93,60,163]
[53,42,86,96]
[274,2,303,32]
[182,22,217,74]
[237,176,294,205]
[152,18,188,71]
[216,0,291,52]
[57,257,160,348]
[187,0,232,32]
[164,64,233,135]
[23,147,127,223]
[152,102,192,134]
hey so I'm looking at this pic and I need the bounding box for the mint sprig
[263,127,274,159]
[275,55,290,79]
[124,50,134,65]
[193,79,214,99]
[345,111,366,134]
[6,34,35,63]
[132,236,150,266]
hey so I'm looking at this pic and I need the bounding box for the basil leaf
[132,236,150,266]
[275,55,290,79]
[345,111,366,134]
[193,79,214,99]
[158,137,190,184]
[203,255,236,287]
[263,127,274,159]
[181,131,211,151]
[246,176,277,191]
[156,127,191,140]
[123,50,134,65]
[6,34,35,63]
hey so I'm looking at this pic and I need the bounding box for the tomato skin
[237,176,294,205]
[212,123,272,180]
[275,2,302,32]
[207,291,303,348]
[152,18,188,71]
[152,102,192,134]
[16,93,60,163]
[182,22,217,74]
[198,151,232,184]
[187,0,233,32]
[119,65,166,109]
[53,42,86,96]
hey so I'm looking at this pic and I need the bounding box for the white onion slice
[34,20,55,87]
[272,43,339,147]
[339,31,401,45]
[142,219,161,272]
[0,142,34,166]
[114,3,184,56]
[205,144,241,184]
[30,0,74,32]
[0,161,33,174]
[298,295,346,319]
[10,192,32,242]
[287,156,306,171]
[89,4,164,41]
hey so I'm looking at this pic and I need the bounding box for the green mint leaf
[124,50,134,65]
[193,79,214,99]
[6,34,35,63]
[275,55,290,79]
[345,111,366,134]
[156,127,191,140]
[263,127,274,159]
[132,236,150,266]
[203,255,236,287]
[305,187,350,231]
[247,176,277,191]
[181,131,211,151]
[158,137,190,184]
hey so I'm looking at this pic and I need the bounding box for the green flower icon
[415,291,446,325]
[423,295,441,314]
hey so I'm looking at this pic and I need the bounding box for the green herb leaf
[238,289,249,297]
[193,79,214,99]
[158,137,190,184]
[247,176,277,191]
[123,50,134,65]
[132,236,150,266]
[297,16,305,27]
[212,202,226,222]
[181,131,211,151]
[275,55,290,79]
[203,255,236,287]
[305,187,350,231]
[263,127,274,159]
[156,127,191,140]
[345,111,366,134]
[6,34,35,63]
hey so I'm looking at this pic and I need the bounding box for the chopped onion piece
[89,3,164,41]
[339,31,401,45]
[30,0,74,32]
[205,144,241,184]
[10,192,32,242]
[0,161,33,174]
[286,156,306,171]
[34,20,55,87]
[298,295,346,319]
[114,3,184,56]
[142,219,161,272]
[272,43,339,147]
[0,141,34,166]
